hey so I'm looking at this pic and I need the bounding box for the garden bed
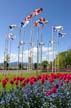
[0,73,71,108]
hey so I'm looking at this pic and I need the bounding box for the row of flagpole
[4,8,48,72]
[4,7,70,73]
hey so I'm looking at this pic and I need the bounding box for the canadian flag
[24,14,32,22]
[32,8,43,16]
[34,20,39,26]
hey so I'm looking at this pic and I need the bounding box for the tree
[55,52,66,67]
[65,49,71,67]
[34,63,38,70]
[54,49,71,68]
[41,60,48,69]
[18,63,23,70]
[4,54,10,70]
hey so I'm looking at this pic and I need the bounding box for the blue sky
[0,0,71,63]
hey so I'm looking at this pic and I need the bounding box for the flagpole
[52,26,54,73]
[22,30,25,72]
[39,24,44,71]
[48,41,50,72]
[55,51,57,73]
[37,39,39,71]
[22,43,24,71]
[57,31,60,72]
[21,28,24,73]
[38,25,41,71]
[30,19,34,70]
[18,27,21,74]
[9,38,11,70]
[37,25,40,71]
[4,31,9,75]
[54,38,56,73]
[47,41,49,72]
[18,44,20,73]
[4,28,9,74]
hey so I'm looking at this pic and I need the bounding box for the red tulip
[2,79,7,88]
[51,86,57,93]
[15,80,18,86]
[46,90,52,96]
[21,80,26,87]
[10,80,14,85]
[29,78,35,85]
[65,79,70,83]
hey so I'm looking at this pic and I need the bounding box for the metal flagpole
[36,23,40,72]
[54,40,57,73]
[5,28,9,74]
[57,31,60,72]
[22,29,25,71]
[53,38,56,73]
[30,20,34,70]
[37,39,39,71]
[18,27,21,73]
[18,44,20,73]
[38,25,40,70]
[30,38,33,70]
[52,26,54,73]
[40,25,43,66]
[20,28,24,72]
[38,25,43,70]
[9,38,11,70]
[22,43,24,71]
[4,33,8,71]
[47,41,50,72]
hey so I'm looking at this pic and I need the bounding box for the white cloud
[0,46,57,63]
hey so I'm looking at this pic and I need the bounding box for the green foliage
[4,61,9,70]
[18,63,23,70]
[54,49,71,68]
[41,60,48,69]
[34,63,38,70]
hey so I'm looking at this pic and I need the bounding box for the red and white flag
[24,14,32,22]
[32,8,43,16]
[34,20,39,26]
[34,18,48,26]
[39,18,48,24]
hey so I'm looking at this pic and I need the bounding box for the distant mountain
[0,62,28,66]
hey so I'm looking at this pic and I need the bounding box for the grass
[0,70,71,90]
[0,70,42,90]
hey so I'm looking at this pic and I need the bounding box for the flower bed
[0,73,71,108]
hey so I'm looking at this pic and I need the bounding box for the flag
[9,24,16,30]
[24,14,32,22]
[53,26,63,32]
[39,18,45,22]
[34,18,48,27]
[8,33,16,40]
[20,41,24,45]
[21,22,24,27]
[39,17,48,25]
[58,32,66,38]
[21,20,29,28]
[49,40,54,44]
[39,21,44,26]
[34,20,39,26]
[32,8,43,16]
